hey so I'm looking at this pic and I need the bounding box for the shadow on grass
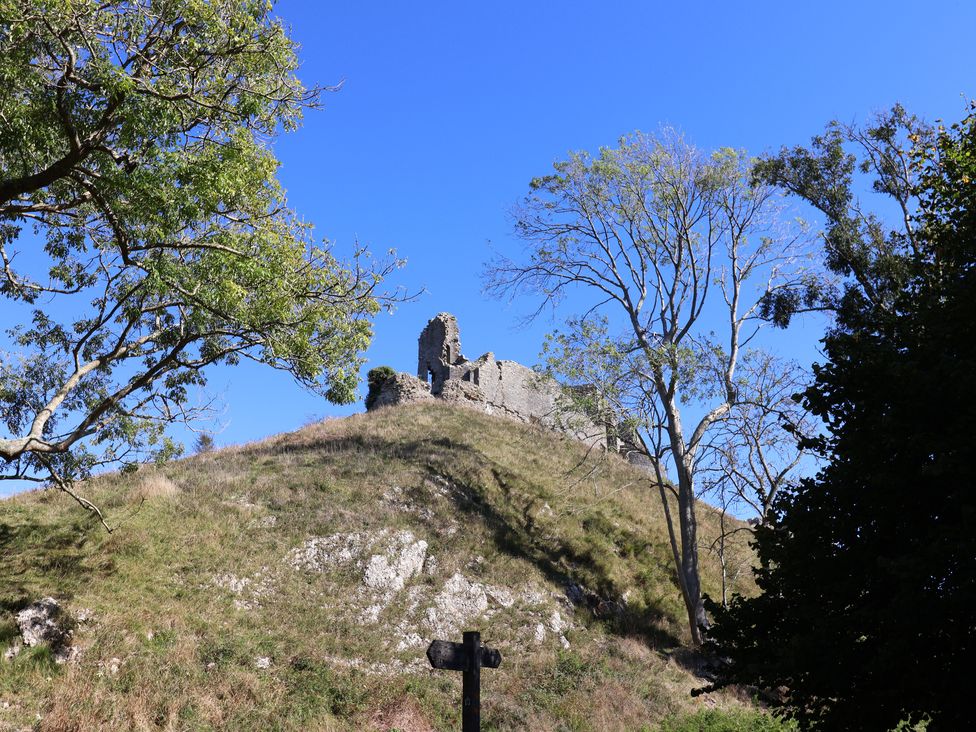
[248,431,683,650]
[0,516,101,614]
[435,460,683,650]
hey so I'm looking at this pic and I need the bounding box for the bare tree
[487,130,819,643]
[698,352,815,606]
[699,352,814,523]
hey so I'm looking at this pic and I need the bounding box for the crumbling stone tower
[373,312,613,450]
[417,312,464,395]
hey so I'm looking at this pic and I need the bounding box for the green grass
[0,403,759,731]
[657,709,798,732]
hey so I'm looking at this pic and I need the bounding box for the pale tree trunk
[655,382,710,646]
[675,454,706,644]
[652,444,706,646]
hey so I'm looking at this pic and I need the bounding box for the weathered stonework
[371,313,610,448]
[368,372,434,410]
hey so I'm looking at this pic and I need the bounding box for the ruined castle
[367,313,612,449]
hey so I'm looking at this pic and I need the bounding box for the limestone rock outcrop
[14,597,77,663]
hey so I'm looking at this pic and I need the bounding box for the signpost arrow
[426,631,502,731]
[426,639,467,671]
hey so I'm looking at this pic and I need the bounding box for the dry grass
[134,473,180,500]
[0,402,765,731]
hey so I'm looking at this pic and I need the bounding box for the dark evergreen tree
[705,105,976,731]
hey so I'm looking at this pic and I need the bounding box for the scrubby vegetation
[365,366,398,411]
[0,403,760,730]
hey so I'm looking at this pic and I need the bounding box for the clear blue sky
[189,0,976,446]
[4,1,975,494]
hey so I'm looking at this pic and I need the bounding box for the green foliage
[364,365,397,410]
[658,709,796,732]
[0,0,401,490]
[708,104,976,730]
[890,716,932,732]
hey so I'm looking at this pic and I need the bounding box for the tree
[698,352,814,607]
[0,0,400,523]
[193,433,215,454]
[487,130,818,643]
[706,105,976,730]
[698,353,812,526]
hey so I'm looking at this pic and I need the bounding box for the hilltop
[0,403,778,731]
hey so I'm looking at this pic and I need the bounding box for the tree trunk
[655,383,708,646]
[675,454,706,644]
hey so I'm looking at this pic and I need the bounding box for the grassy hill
[0,402,781,731]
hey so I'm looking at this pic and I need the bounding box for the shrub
[194,433,215,454]
[365,366,397,410]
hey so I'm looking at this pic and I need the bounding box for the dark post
[427,630,500,731]
[462,630,481,732]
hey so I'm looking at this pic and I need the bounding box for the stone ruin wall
[368,313,612,450]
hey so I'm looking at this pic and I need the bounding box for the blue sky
[3,1,975,494]
[253,1,973,432]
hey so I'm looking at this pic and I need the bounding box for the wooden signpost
[427,631,502,731]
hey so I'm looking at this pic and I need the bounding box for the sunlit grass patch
[1,402,758,730]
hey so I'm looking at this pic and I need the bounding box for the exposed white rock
[359,603,384,624]
[213,574,251,594]
[549,609,571,648]
[396,633,424,651]
[228,495,261,510]
[289,532,369,572]
[255,656,272,670]
[363,532,428,594]
[212,570,273,611]
[322,653,426,677]
[486,586,515,609]
[291,530,429,624]
[520,585,549,607]
[15,598,76,663]
[548,609,569,635]
[424,475,454,499]
[97,657,122,676]
[425,572,490,637]
[534,623,546,643]
[382,485,435,521]
[288,529,580,656]
[17,598,64,648]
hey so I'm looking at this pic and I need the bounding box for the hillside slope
[0,403,767,731]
